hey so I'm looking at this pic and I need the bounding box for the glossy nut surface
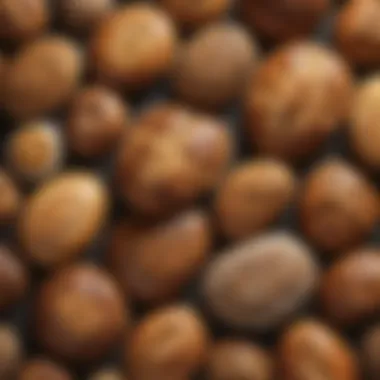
[361,324,380,380]
[0,169,21,224]
[300,159,379,253]
[91,3,177,90]
[35,264,128,362]
[245,42,353,161]
[278,320,359,380]
[19,359,73,380]
[108,210,212,303]
[19,172,109,268]
[203,232,319,330]
[214,159,297,240]
[116,103,233,217]
[0,324,22,379]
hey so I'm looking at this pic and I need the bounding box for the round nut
[19,172,109,269]
[19,359,72,380]
[362,324,380,380]
[0,324,22,379]
[245,42,353,161]
[88,368,126,380]
[214,159,297,240]
[299,159,379,253]
[0,169,21,224]
[35,264,128,362]
[91,3,177,90]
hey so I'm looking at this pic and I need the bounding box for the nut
[0,324,22,379]
[19,359,72,380]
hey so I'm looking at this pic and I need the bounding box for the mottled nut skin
[6,120,65,183]
[19,359,73,380]
[362,325,380,380]
[116,103,233,217]
[0,325,22,379]
[0,246,28,311]
[321,249,380,325]
[240,0,330,42]
[350,76,380,169]
[67,86,130,158]
[19,172,109,269]
[4,36,83,120]
[0,0,49,43]
[245,42,353,161]
[108,210,212,303]
[173,22,257,109]
[299,160,379,253]
[278,320,359,380]
[0,169,21,224]
[35,264,128,363]
[203,232,319,330]
[335,0,380,68]
[91,3,177,90]
[207,339,273,380]
[126,305,209,380]
[89,368,126,380]
[214,159,297,240]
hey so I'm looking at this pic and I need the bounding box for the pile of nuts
[2,0,380,379]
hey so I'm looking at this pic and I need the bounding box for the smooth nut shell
[89,368,126,380]
[0,169,21,224]
[19,359,72,380]
[0,325,22,379]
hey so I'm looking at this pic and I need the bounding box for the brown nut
[321,249,380,325]
[0,324,22,379]
[35,264,128,363]
[108,210,212,303]
[116,103,233,217]
[4,35,83,120]
[240,0,330,42]
[299,159,379,253]
[207,339,273,380]
[245,42,353,161]
[0,0,49,43]
[19,359,73,380]
[172,22,257,109]
[0,169,21,224]
[214,159,297,240]
[335,0,380,68]
[278,320,359,380]
[350,75,380,169]
[67,86,130,158]
[19,172,109,269]
[0,246,28,311]
[203,232,319,330]
[126,305,209,380]
[6,120,65,183]
[361,324,380,380]
[91,3,177,91]
[89,368,126,380]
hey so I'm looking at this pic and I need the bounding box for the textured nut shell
[203,232,319,329]
[278,320,359,380]
[300,160,379,253]
[0,169,21,223]
[215,159,297,240]
[245,42,353,161]
[362,325,380,379]
[0,325,22,379]
[19,359,72,380]
[108,210,212,303]
[19,172,109,268]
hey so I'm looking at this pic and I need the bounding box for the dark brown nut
[35,264,128,363]
[214,159,297,240]
[19,359,72,380]
[0,246,28,311]
[320,249,380,325]
[4,36,83,120]
[6,120,65,183]
[126,305,209,380]
[91,3,177,91]
[0,324,22,379]
[335,0,380,68]
[299,159,379,253]
[67,86,130,158]
[108,210,212,303]
[159,0,232,29]
[203,232,319,330]
[172,22,257,109]
[245,42,353,161]
[278,320,359,380]
[207,339,273,380]
[58,0,115,33]
[240,0,330,42]
[116,103,233,217]
[89,368,126,380]
[19,172,109,269]
[350,75,380,169]
[0,0,49,43]
[361,324,380,380]
[0,169,21,224]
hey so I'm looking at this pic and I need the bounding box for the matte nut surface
[19,359,73,380]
